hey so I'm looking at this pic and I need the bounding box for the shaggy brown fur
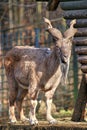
[4,18,77,125]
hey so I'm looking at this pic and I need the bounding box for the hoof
[21,117,29,122]
[10,118,17,123]
[29,119,38,125]
[49,119,58,124]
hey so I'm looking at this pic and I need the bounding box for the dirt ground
[1,118,87,130]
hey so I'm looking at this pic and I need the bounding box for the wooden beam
[67,19,87,28]
[76,28,87,37]
[73,38,87,46]
[81,65,87,73]
[77,55,87,64]
[61,1,87,10]
[75,47,87,55]
[72,74,87,122]
[64,10,87,19]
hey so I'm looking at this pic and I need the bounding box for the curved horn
[64,19,77,39]
[44,17,63,40]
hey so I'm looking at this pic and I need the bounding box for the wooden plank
[75,47,87,55]
[61,1,87,10]
[77,55,87,64]
[63,10,87,19]
[81,65,87,73]
[76,28,87,37]
[67,19,87,28]
[73,37,87,46]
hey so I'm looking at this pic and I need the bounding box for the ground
[1,110,87,130]
[1,118,87,130]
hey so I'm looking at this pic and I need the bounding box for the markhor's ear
[64,19,77,39]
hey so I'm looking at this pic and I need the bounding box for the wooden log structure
[60,0,87,122]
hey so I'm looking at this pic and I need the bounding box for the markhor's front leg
[46,98,57,124]
[45,90,57,124]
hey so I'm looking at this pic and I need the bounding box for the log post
[72,74,87,121]
[47,0,60,11]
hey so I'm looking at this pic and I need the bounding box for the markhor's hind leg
[29,99,38,125]
[16,87,29,122]
[8,76,18,123]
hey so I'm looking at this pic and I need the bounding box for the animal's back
[4,46,51,87]
[7,46,51,63]
[5,46,51,67]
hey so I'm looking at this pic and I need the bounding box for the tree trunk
[47,0,60,11]
[14,0,18,27]
[9,0,13,29]
[72,74,87,121]
[19,0,24,26]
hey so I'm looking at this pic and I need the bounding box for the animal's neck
[44,47,71,84]
[45,48,60,78]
